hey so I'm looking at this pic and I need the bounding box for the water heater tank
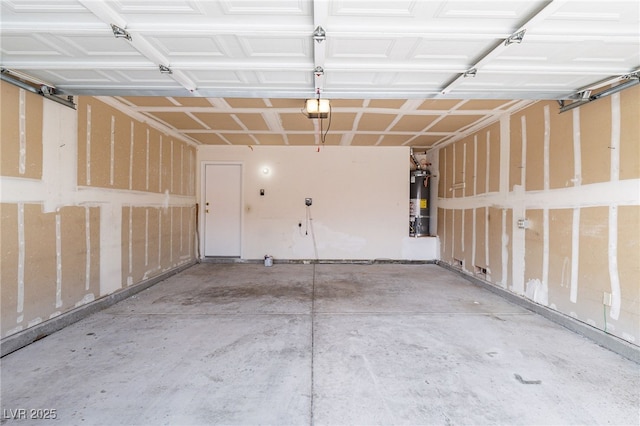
[410,169,430,237]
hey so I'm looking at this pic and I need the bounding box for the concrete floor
[1,263,638,425]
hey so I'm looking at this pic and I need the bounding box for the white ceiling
[1,0,638,148]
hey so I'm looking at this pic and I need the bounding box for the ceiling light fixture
[110,24,131,41]
[304,98,330,119]
[312,26,326,43]
[504,29,526,46]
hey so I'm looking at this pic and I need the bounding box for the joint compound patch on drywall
[145,129,150,190]
[128,205,133,275]
[542,208,549,306]
[608,205,621,319]
[300,221,367,257]
[501,209,508,288]
[55,213,62,308]
[75,293,95,308]
[521,115,527,189]
[110,115,115,186]
[145,209,149,266]
[17,203,25,322]
[525,278,548,305]
[86,104,91,185]
[611,93,620,182]
[159,135,163,192]
[572,109,582,186]
[570,208,580,303]
[129,121,134,190]
[543,105,550,191]
[85,206,91,291]
[19,89,26,175]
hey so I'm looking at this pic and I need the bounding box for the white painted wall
[197,145,439,260]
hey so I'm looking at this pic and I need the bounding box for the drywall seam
[128,205,133,276]
[437,178,640,210]
[55,213,62,308]
[443,148,447,200]
[500,115,510,194]
[485,130,490,195]
[570,207,580,303]
[499,115,510,288]
[110,115,115,186]
[0,175,195,206]
[170,140,174,193]
[608,93,621,319]
[511,188,525,295]
[485,132,490,267]
[501,208,508,288]
[157,209,162,267]
[442,208,447,257]
[181,145,184,195]
[541,106,550,305]
[572,109,582,186]
[544,105,550,191]
[462,142,467,198]
[521,116,527,188]
[145,129,150,191]
[461,143,466,253]
[451,210,455,260]
[85,206,91,291]
[145,208,149,267]
[188,206,192,257]
[473,135,478,195]
[170,207,174,263]
[189,149,194,195]
[17,203,25,323]
[472,208,477,268]
[511,116,527,295]
[180,207,184,252]
[611,93,620,182]
[608,205,620,319]
[159,135,163,192]
[570,108,581,304]
[451,146,455,259]
[129,121,134,190]
[472,136,477,269]
[86,104,91,186]
[542,207,549,305]
[453,143,456,197]
[19,89,26,175]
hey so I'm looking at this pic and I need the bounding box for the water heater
[409,169,430,237]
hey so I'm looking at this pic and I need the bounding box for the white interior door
[204,164,242,257]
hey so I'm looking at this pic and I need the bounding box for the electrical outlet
[305,198,312,206]
[603,292,612,307]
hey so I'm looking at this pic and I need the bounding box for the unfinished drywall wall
[435,85,640,346]
[0,81,197,339]
[197,145,438,260]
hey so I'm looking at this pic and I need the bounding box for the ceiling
[1,0,638,149]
